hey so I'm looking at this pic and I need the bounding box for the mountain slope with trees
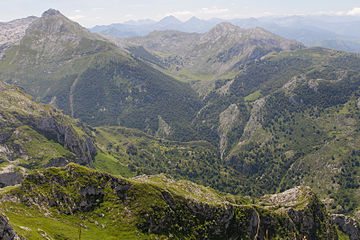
[1,9,360,228]
[0,9,202,141]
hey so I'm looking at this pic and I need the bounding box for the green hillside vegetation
[94,126,226,190]
[210,48,360,218]
[0,164,341,239]
[0,81,96,187]
[1,9,360,234]
[125,23,303,81]
[0,9,202,141]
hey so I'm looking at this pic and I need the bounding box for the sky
[2,0,360,27]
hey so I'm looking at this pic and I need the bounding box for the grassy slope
[125,25,302,82]
[0,82,95,170]
[90,47,360,220]
[93,126,227,189]
[0,164,339,239]
[0,11,202,142]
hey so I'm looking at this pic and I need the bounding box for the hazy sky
[2,0,360,27]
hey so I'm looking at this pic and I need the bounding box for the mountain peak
[211,22,240,33]
[187,16,201,22]
[42,9,61,17]
[206,22,241,36]
[159,15,182,24]
[216,22,238,28]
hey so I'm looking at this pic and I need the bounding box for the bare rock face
[42,9,61,16]
[26,115,97,167]
[218,104,240,159]
[238,97,266,145]
[332,214,360,240]
[259,186,337,239]
[0,81,97,171]
[20,8,102,61]
[0,16,37,46]
[156,115,171,138]
[0,16,37,59]
[0,170,23,188]
[0,213,20,240]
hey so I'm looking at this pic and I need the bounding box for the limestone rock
[0,213,20,240]
[332,214,360,240]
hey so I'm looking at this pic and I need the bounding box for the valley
[0,8,359,239]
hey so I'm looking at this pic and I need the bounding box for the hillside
[0,81,97,187]
[0,164,348,239]
[2,9,360,233]
[0,16,37,58]
[125,22,303,80]
[0,9,202,141]
[189,47,360,218]
[91,15,360,54]
[94,126,221,185]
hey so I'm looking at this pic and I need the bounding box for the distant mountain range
[124,22,303,80]
[91,14,360,53]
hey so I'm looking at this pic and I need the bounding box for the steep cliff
[0,81,97,187]
[0,213,20,240]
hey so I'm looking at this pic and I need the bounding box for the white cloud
[162,10,195,21]
[69,15,86,20]
[74,9,82,13]
[312,7,360,16]
[201,7,229,14]
[162,7,230,20]
[347,7,360,16]
[313,10,345,16]
[170,11,193,16]
[124,14,135,19]
[129,4,147,8]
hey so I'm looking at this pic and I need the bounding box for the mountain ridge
[125,22,303,80]
[0,9,203,141]
[91,14,360,53]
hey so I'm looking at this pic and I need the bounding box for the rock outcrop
[24,115,97,167]
[0,170,22,188]
[0,81,97,172]
[0,16,37,59]
[218,104,240,159]
[19,164,131,214]
[332,214,360,240]
[0,213,20,240]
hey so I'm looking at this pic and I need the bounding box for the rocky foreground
[0,163,358,239]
